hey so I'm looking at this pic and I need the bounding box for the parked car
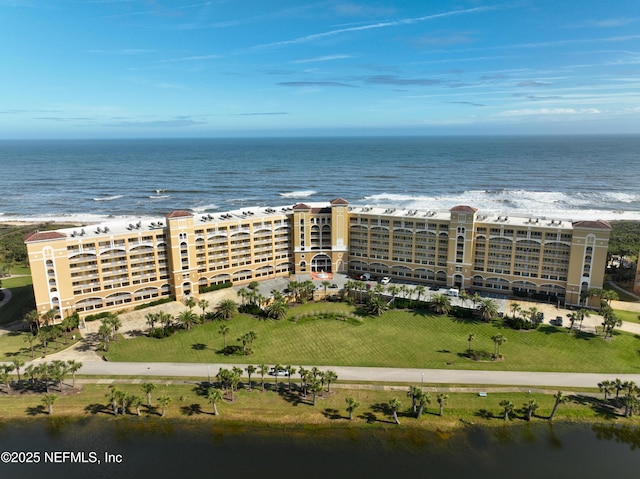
[269,368,289,376]
[380,276,391,285]
[554,316,563,326]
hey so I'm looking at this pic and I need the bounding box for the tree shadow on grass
[569,394,620,420]
[278,388,309,407]
[359,412,378,424]
[191,343,207,351]
[537,325,564,335]
[322,408,343,420]
[370,402,397,424]
[573,330,597,341]
[475,408,494,420]
[180,403,203,416]
[26,405,46,416]
[216,345,243,356]
[84,403,109,415]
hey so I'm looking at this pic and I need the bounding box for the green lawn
[614,309,640,325]
[0,274,35,326]
[105,303,640,373]
[0,329,80,361]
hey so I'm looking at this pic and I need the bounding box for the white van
[447,288,459,297]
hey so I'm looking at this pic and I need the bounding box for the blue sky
[2,0,640,138]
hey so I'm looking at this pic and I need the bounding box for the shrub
[133,297,175,311]
[84,311,112,322]
[199,281,233,294]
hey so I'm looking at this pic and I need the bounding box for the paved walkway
[23,360,640,389]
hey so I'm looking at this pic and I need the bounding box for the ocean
[1,135,639,223]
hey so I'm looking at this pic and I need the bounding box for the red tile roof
[24,231,67,243]
[572,220,612,230]
[450,205,478,213]
[293,203,311,210]
[330,198,349,205]
[165,210,194,219]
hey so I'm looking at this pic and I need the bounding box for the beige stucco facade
[25,198,611,320]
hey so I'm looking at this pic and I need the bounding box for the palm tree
[387,284,400,303]
[12,359,25,383]
[430,293,452,315]
[184,296,196,312]
[436,393,449,416]
[459,290,469,308]
[509,302,521,319]
[266,299,289,320]
[309,378,323,406]
[216,299,238,320]
[471,292,482,309]
[407,385,421,415]
[523,399,538,421]
[414,285,426,304]
[245,365,256,390]
[115,389,129,415]
[198,298,210,322]
[549,391,568,421]
[207,387,223,416]
[598,380,614,401]
[237,287,248,306]
[157,311,174,336]
[286,365,296,391]
[345,396,360,420]
[273,363,283,389]
[177,310,198,330]
[416,390,431,418]
[131,395,144,416]
[613,378,624,399]
[477,298,498,321]
[298,366,308,394]
[601,289,619,306]
[141,382,157,407]
[23,333,36,358]
[158,395,172,417]
[258,364,269,392]
[106,387,120,415]
[42,393,58,415]
[65,360,82,388]
[500,399,514,421]
[218,324,230,348]
[321,280,331,300]
[389,398,402,424]
[491,334,507,359]
[145,312,158,331]
[24,309,40,333]
[467,333,475,354]
[324,370,338,392]
[366,294,388,316]
[577,308,590,331]
[567,311,579,332]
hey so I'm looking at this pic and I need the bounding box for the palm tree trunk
[393,410,400,425]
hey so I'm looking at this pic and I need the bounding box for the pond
[1,418,638,478]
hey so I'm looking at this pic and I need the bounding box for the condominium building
[25,198,611,319]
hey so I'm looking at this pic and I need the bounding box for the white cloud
[498,108,601,117]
